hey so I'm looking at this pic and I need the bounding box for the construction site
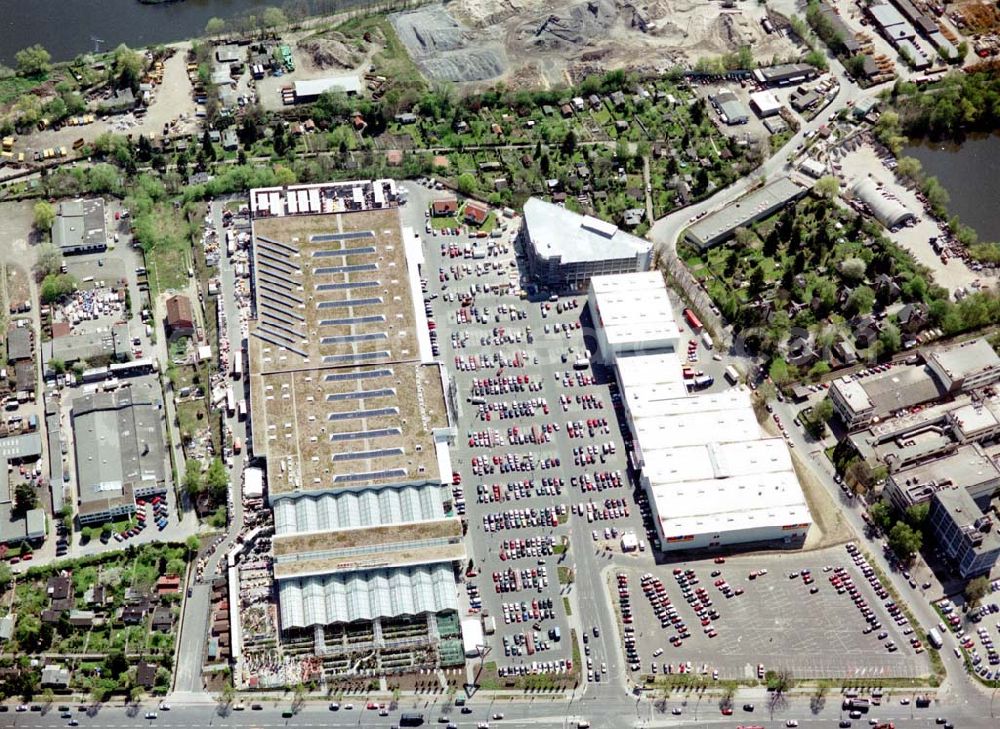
[390,0,799,87]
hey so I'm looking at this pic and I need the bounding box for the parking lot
[610,543,933,681]
[403,183,657,682]
[940,582,1000,683]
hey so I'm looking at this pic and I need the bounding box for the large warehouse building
[588,272,680,363]
[519,197,654,290]
[590,272,811,551]
[248,181,466,670]
[684,177,809,250]
[851,178,916,230]
[71,379,168,525]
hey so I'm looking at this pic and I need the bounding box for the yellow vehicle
[1,136,13,151]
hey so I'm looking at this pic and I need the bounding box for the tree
[183,466,203,496]
[15,44,51,76]
[878,323,902,356]
[456,173,476,196]
[261,7,288,29]
[888,521,922,562]
[33,200,56,235]
[560,130,577,157]
[111,45,144,92]
[205,17,227,37]
[838,256,867,282]
[41,688,54,706]
[846,285,875,316]
[768,357,795,387]
[868,500,892,530]
[964,576,990,607]
[14,480,37,512]
[906,502,929,529]
[186,535,200,556]
[814,175,840,200]
[0,562,12,589]
[813,397,834,423]
[40,273,78,304]
[205,458,228,500]
[34,242,63,280]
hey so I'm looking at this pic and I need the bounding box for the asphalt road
[5,694,999,729]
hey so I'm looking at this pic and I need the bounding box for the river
[903,132,1000,243]
[0,0,351,66]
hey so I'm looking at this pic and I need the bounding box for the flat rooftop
[633,407,762,453]
[71,379,166,504]
[934,486,1000,553]
[836,365,945,419]
[53,198,107,251]
[249,205,449,499]
[590,272,680,348]
[951,402,1000,439]
[642,438,793,487]
[250,360,447,498]
[653,471,812,540]
[928,338,1000,384]
[685,177,807,247]
[272,519,465,580]
[894,444,1000,495]
[523,197,653,264]
[628,388,754,423]
[250,208,419,367]
[614,352,687,390]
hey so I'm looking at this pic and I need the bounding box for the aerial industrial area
[1,0,1000,727]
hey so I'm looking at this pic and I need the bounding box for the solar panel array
[326,388,395,402]
[319,315,386,327]
[315,280,381,291]
[329,407,399,421]
[324,368,393,382]
[317,297,383,309]
[321,333,388,345]
[333,468,408,484]
[332,447,405,462]
[329,427,401,442]
[314,263,378,275]
[310,231,375,243]
[323,351,390,364]
[313,246,376,257]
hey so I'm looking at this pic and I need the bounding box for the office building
[930,487,1000,578]
[926,337,1000,393]
[518,197,653,290]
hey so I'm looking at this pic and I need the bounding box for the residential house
[151,606,173,632]
[136,662,158,689]
[431,198,458,217]
[898,302,928,333]
[41,665,70,689]
[464,201,490,227]
[610,91,626,108]
[164,295,195,340]
[47,575,71,601]
[156,574,181,596]
[875,273,901,302]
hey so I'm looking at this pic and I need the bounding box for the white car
[787,721,799,728]
[145,712,158,720]
[158,703,171,711]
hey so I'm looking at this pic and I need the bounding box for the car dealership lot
[611,546,933,681]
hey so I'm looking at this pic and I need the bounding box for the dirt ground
[392,0,798,88]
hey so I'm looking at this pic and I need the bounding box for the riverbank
[903,133,1000,244]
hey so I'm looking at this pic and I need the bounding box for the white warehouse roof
[614,352,687,389]
[653,471,812,541]
[633,407,762,452]
[642,438,794,487]
[627,388,753,423]
[294,75,362,97]
[590,272,680,353]
[273,483,445,535]
[524,198,653,264]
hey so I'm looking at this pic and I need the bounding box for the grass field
[0,74,47,105]
[136,204,193,298]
